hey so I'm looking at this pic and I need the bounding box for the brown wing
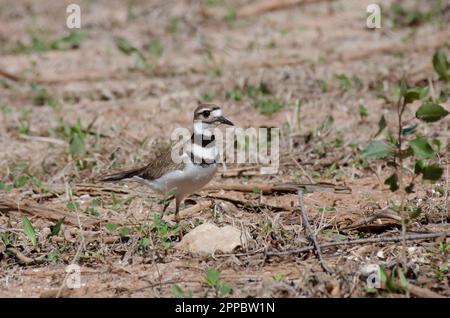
[99,142,186,182]
[139,143,186,180]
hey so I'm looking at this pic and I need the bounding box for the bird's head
[193,103,234,127]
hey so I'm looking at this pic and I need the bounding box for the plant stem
[396,91,408,271]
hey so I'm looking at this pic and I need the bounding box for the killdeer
[100,103,234,220]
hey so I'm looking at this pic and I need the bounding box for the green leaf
[105,223,118,232]
[404,87,428,103]
[397,268,409,290]
[66,201,79,210]
[404,90,420,104]
[22,216,37,247]
[118,227,130,237]
[401,124,417,136]
[362,141,394,159]
[0,232,10,245]
[409,136,435,160]
[358,104,368,118]
[422,164,443,181]
[69,133,86,156]
[15,174,28,188]
[219,284,231,295]
[115,37,137,55]
[206,268,220,286]
[171,284,185,298]
[374,115,387,137]
[432,48,450,81]
[258,97,283,115]
[384,173,399,192]
[50,218,64,237]
[414,160,424,174]
[415,101,449,122]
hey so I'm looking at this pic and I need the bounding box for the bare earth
[0,0,449,297]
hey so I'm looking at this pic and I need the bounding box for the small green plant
[225,84,284,115]
[22,216,37,247]
[50,118,97,159]
[258,97,283,115]
[31,84,58,106]
[166,17,179,34]
[172,284,193,298]
[9,30,87,54]
[358,104,369,120]
[1,232,11,245]
[389,1,448,28]
[334,73,352,91]
[362,78,448,268]
[115,37,162,70]
[85,198,101,216]
[18,108,32,135]
[50,218,65,237]
[224,7,236,23]
[206,268,231,296]
[432,48,450,82]
[318,80,329,92]
[150,213,179,249]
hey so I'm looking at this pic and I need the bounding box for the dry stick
[0,196,98,228]
[266,231,450,256]
[236,0,332,18]
[297,190,333,274]
[204,182,351,194]
[5,247,46,264]
[396,84,408,271]
[340,208,401,231]
[404,282,445,298]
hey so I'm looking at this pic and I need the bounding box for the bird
[99,103,234,220]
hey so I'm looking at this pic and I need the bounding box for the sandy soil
[0,0,449,297]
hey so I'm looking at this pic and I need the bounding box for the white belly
[134,161,217,199]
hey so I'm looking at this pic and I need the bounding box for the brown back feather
[99,142,186,182]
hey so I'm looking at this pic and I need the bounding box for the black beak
[217,116,234,126]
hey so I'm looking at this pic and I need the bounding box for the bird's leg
[160,199,171,219]
[174,196,181,222]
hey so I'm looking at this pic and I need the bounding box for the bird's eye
[203,110,210,118]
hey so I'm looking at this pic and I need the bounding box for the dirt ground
[0,0,449,298]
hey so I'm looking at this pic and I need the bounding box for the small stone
[177,223,246,255]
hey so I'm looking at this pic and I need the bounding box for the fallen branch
[341,208,402,231]
[404,282,444,298]
[266,231,450,256]
[236,0,331,18]
[298,190,333,274]
[204,182,351,194]
[0,196,99,228]
[5,247,47,265]
[0,68,22,81]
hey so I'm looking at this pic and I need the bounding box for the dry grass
[0,0,449,297]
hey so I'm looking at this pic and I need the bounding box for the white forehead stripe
[212,109,222,116]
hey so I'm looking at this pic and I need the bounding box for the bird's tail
[98,166,145,182]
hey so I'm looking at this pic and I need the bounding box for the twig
[204,182,351,194]
[403,282,445,298]
[0,196,99,228]
[5,247,46,264]
[236,0,331,18]
[267,231,450,256]
[298,190,333,274]
[19,134,66,146]
[341,208,402,231]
